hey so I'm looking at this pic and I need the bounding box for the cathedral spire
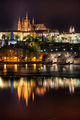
[22,17,24,31]
[26,11,28,20]
[69,26,75,33]
[18,17,21,31]
[18,17,21,23]
[32,18,35,25]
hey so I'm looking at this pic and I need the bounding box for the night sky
[0,0,80,32]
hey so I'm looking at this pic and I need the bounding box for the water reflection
[33,64,37,71]
[1,64,80,77]
[14,64,18,72]
[4,64,7,73]
[0,76,80,107]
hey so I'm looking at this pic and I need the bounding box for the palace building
[17,12,48,32]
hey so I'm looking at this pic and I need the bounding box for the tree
[2,35,6,40]
[15,35,20,40]
[23,35,33,42]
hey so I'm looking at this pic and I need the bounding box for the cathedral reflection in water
[0,76,80,107]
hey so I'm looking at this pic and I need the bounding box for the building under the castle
[0,17,80,44]
[17,12,48,32]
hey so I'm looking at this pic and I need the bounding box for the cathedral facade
[17,12,48,32]
[18,13,32,31]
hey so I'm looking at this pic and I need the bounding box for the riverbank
[0,61,52,64]
[0,61,80,65]
[0,70,80,78]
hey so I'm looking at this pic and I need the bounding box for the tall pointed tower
[72,27,75,33]
[32,18,35,25]
[26,12,28,21]
[69,26,75,33]
[21,17,24,31]
[24,12,29,31]
[28,19,32,31]
[18,17,21,31]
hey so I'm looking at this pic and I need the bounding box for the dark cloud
[0,0,80,32]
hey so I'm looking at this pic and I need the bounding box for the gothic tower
[23,12,29,31]
[69,26,75,33]
[32,18,35,25]
[26,12,28,21]
[18,17,21,31]
[21,17,24,31]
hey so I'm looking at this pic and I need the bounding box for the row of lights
[41,48,73,52]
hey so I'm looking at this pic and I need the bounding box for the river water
[0,64,80,120]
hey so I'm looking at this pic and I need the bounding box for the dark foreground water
[0,64,80,120]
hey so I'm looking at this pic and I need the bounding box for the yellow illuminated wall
[0,32,34,41]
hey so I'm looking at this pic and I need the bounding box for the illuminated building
[17,12,48,32]
[69,26,75,33]
[18,12,32,31]
[57,33,80,43]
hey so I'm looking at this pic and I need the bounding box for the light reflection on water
[0,76,80,107]
[0,64,80,77]
[0,64,80,119]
